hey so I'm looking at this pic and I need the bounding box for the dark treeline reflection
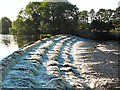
[1,36,11,47]
[13,34,40,48]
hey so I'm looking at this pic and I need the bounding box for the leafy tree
[0,17,12,34]
[112,7,120,31]
[78,10,88,23]
[105,9,114,22]
[10,2,41,35]
[0,19,2,33]
[90,8,116,32]
[10,1,79,35]
[89,9,95,23]
[38,2,79,34]
[25,2,41,32]
[96,9,106,22]
[91,20,109,32]
[78,10,89,29]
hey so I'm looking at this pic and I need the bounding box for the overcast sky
[0,0,119,21]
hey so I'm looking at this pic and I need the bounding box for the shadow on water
[13,34,52,48]
[0,34,52,60]
[1,35,11,47]
[13,34,40,48]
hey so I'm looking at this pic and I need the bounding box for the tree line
[1,1,120,35]
[9,2,79,35]
[0,17,12,34]
[78,8,120,32]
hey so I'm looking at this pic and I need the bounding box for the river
[1,34,120,88]
[0,34,40,60]
[0,34,119,60]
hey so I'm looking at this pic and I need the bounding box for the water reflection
[1,35,11,47]
[0,34,40,60]
[13,34,40,48]
[0,34,18,60]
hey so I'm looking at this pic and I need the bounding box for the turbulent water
[1,35,119,89]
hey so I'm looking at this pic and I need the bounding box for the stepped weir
[0,35,119,89]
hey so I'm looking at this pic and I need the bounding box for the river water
[0,34,40,60]
[0,34,119,60]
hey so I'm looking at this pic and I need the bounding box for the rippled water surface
[0,34,119,60]
[0,34,40,60]
[0,34,18,60]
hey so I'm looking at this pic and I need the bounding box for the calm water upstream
[0,34,40,60]
[0,34,119,60]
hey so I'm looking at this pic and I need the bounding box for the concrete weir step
[0,35,90,89]
[1,34,119,89]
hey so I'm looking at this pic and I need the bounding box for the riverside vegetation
[0,1,120,40]
[0,1,120,89]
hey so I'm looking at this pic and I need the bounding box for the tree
[105,9,114,22]
[38,2,79,34]
[10,2,42,35]
[0,19,2,33]
[25,2,41,32]
[89,9,95,23]
[78,10,89,29]
[112,7,120,31]
[0,17,12,34]
[96,9,106,22]
[10,1,79,35]
[91,8,115,32]
[78,10,88,23]
[91,20,108,32]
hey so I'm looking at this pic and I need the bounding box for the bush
[9,28,16,35]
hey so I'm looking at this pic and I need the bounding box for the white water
[1,34,119,89]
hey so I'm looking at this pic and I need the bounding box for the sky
[0,0,119,21]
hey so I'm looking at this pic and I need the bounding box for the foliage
[78,7,120,32]
[10,2,41,35]
[10,1,79,35]
[9,1,120,35]
[0,17,12,34]
[91,20,108,32]
[89,9,95,23]
[39,2,79,34]
[112,7,120,31]
[9,28,17,35]
[0,20,2,33]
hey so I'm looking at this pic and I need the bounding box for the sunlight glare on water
[0,34,19,60]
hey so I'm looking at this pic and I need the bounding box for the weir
[0,35,119,89]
